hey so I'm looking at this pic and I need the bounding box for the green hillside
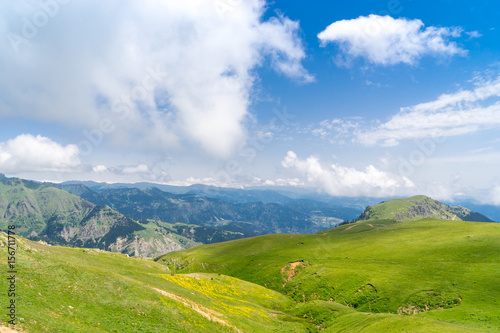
[0,233,308,332]
[3,217,497,332]
[159,218,500,332]
[357,195,494,222]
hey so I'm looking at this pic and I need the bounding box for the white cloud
[356,76,500,146]
[0,0,312,157]
[408,77,500,112]
[0,134,81,172]
[90,162,171,184]
[490,186,500,206]
[466,31,482,39]
[92,165,108,173]
[311,118,360,144]
[318,14,466,66]
[92,163,149,175]
[121,164,149,174]
[281,151,414,197]
[166,177,220,187]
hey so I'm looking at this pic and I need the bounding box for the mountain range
[0,174,496,258]
[0,175,358,256]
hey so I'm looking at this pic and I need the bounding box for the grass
[159,219,500,332]
[1,217,498,332]
[0,233,309,332]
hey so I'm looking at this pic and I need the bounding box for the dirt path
[368,224,374,228]
[344,225,357,231]
[0,327,21,333]
[151,287,241,332]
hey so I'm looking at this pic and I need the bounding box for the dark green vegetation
[160,218,500,332]
[357,195,494,222]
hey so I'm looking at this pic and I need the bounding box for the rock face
[357,195,494,222]
[0,177,196,257]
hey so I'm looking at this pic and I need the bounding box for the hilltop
[357,195,494,222]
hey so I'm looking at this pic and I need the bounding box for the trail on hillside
[151,287,242,332]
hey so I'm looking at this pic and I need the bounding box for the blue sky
[0,0,499,204]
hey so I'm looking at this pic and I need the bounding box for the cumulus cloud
[0,134,81,172]
[318,14,466,66]
[0,0,312,157]
[281,151,414,197]
[356,76,500,146]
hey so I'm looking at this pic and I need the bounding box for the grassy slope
[358,195,459,221]
[357,195,492,222]
[0,180,93,235]
[160,219,500,332]
[0,233,311,332]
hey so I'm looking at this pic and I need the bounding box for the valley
[0,177,499,332]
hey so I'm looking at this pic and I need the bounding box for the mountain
[0,177,202,256]
[51,184,352,235]
[357,195,494,222]
[56,180,363,217]
[0,176,356,257]
[58,180,295,202]
[158,218,500,332]
[455,201,500,222]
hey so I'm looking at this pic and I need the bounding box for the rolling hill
[0,232,309,332]
[3,217,499,332]
[159,217,500,332]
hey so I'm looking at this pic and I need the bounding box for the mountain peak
[358,195,493,222]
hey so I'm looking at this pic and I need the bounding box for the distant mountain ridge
[357,195,494,222]
[0,175,357,257]
[51,183,358,234]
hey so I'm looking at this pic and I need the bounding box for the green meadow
[160,219,500,332]
[0,233,307,332]
[1,217,498,332]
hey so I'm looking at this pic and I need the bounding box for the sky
[0,0,499,204]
